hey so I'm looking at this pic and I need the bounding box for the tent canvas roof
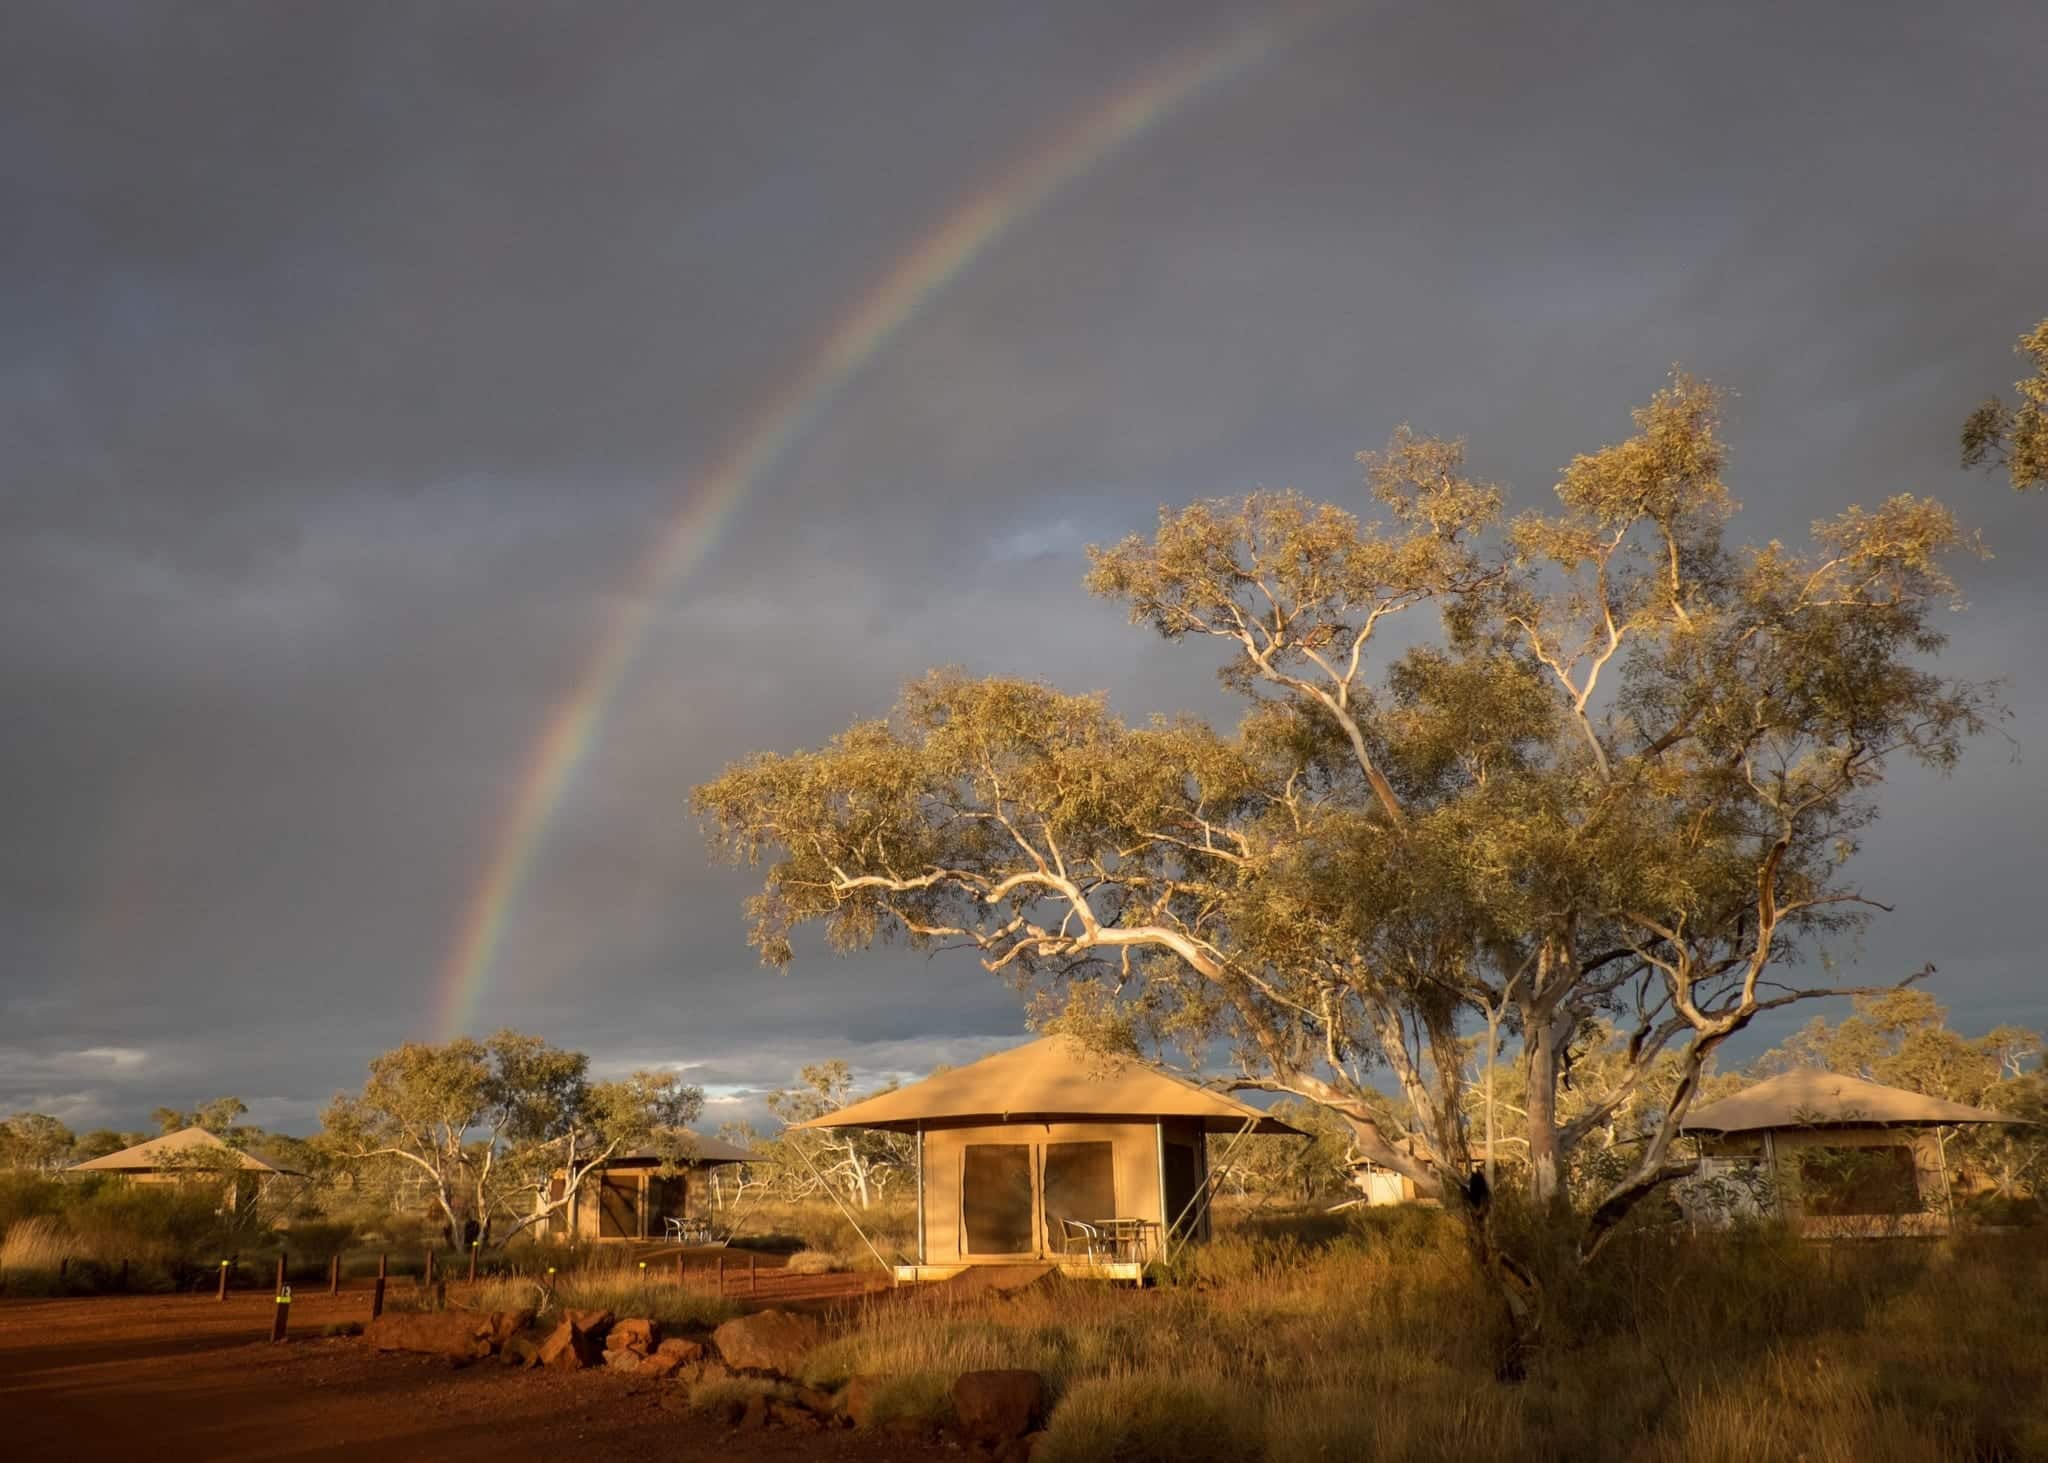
[68,1125,302,1175]
[1682,1071,2026,1134]
[797,1035,1302,1134]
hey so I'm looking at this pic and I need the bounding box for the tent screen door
[961,1144,1035,1254]
[1161,1139,1201,1238]
[1041,1141,1115,1250]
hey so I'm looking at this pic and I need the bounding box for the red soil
[0,1277,948,1462]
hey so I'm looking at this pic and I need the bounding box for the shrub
[783,1248,844,1275]
[456,1271,742,1329]
[1036,1374,1262,1463]
[689,1375,785,1421]
[857,1370,957,1430]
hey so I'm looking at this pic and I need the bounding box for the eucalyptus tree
[1962,316,2048,491]
[323,1031,701,1248]
[697,375,1993,1288]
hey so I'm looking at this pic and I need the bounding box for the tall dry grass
[803,1209,2047,1462]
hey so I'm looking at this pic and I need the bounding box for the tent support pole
[793,1135,895,1273]
[1155,1122,1169,1263]
[1936,1125,1955,1231]
[915,1126,925,1266]
[1170,1116,1259,1250]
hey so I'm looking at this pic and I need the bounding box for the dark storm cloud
[3,1,2043,1130]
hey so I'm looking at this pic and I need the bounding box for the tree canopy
[1962,317,2048,492]
[697,372,1998,1290]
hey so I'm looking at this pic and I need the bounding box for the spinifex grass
[802,1210,2047,1462]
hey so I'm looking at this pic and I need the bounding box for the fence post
[423,1248,435,1287]
[275,1253,287,1292]
[216,1258,231,1301]
[119,1258,130,1292]
[371,1252,386,1321]
[468,1242,479,1285]
[674,1252,684,1287]
[716,1256,725,1295]
[750,1254,758,1294]
[328,1254,340,1296]
[270,1285,291,1343]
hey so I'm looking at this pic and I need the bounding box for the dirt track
[0,1282,947,1462]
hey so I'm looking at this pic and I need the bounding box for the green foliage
[1962,317,2048,491]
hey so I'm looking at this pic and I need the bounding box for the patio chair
[1059,1217,1107,1264]
[661,1216,687,1244]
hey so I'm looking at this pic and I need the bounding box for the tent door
[597,1174,640,1238]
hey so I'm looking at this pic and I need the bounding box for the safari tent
[543,1131,765,1243]
[1678,1070,2025,1236]
[799,1035,1299,1282]
[67,1126,302,1211]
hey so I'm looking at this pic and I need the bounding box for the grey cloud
[2,1,2043,1134]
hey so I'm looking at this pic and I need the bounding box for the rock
[842,1374,888,1429]
[771,1400,823,1432]
[997,1430,1046,1463]
[710,1309,823,1378]
[363,1312,494,1361]
[537,1318,604,1371]
[655,1337,706,1363]
[605,1348,644,1373]
[953,1370,1044,1444]
[738,1393,772,1431]
[638,1349,684,1380]
[479,1309,535,1350]
[606,1317,658,1355]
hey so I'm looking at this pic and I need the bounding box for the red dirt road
[0,1287,947,1462]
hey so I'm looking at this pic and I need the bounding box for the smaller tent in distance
[799,1034,1300,1282]
[67,1126,301,1212]
[541,1130,765,1244]
[1678,1070,2026,1236]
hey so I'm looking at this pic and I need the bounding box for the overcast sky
[4,1,2044,1137]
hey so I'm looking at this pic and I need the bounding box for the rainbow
[433,7,1335,1039]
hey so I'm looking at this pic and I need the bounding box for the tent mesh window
[1041,1141,1116,1250]
[1798,1145,1920,1216]
[961,1143,1036,1254]
[648,1174,688,1226]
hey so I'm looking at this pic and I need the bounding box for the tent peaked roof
[1682,1070,2026,1134]
[797,1035,1301,1135]
[68,1125,302,1175]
